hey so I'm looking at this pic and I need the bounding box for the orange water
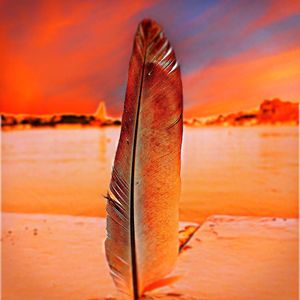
[2,126,298,223]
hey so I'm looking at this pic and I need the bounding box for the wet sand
[2,213,298,300]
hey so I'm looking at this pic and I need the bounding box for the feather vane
[105,19,183,299]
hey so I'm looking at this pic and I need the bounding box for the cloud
[0,0,300,116]
[184,45,300,117]
[244,0,300,34]
[0,0,156,114]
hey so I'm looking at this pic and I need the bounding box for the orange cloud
[184,45,300,117]
[0,0,299,116]
[245,0,300,34]
[0,0,156,115]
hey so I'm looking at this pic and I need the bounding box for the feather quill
[105,19,183,299]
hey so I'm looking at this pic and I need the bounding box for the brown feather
[105,19,183,299]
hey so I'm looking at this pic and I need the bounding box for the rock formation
[258,99,299,124]
[94,101,107,121]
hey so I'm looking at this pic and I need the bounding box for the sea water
[2,126,298,222]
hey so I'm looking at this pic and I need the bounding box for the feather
[105,19,183,299]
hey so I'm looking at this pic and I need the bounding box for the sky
[1,0,300,117]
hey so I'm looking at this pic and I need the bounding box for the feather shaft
[129,41,147,300]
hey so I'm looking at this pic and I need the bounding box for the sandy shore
[2,213,298,300]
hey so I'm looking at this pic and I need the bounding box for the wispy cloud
[0,0,299,116]
[184,45,300,117]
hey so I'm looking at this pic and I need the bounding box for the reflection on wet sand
[2,126,298,222]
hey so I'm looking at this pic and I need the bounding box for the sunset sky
[1,0,300,117]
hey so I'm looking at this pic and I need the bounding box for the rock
[94,101,107,121]
[258,99,299,124]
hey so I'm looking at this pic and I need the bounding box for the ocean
[2,126,298,223]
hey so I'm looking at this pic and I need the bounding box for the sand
[2,213,298,300]
[159,216,299,300]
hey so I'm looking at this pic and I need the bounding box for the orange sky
[1,0,300,117]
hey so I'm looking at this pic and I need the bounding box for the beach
[2,212,298,300]
[1,126,299,299]
[1,0,300,298]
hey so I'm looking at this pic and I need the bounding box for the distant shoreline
[1,98,299,129]
[1,122,298,132]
